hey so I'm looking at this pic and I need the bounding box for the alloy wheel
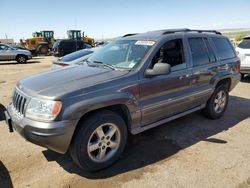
[87,123,121,163]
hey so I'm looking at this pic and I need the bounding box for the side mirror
[145,63,171,77]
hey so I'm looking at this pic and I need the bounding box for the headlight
[25,98,62,121]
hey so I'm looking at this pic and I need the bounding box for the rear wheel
[16,55,27,63]
[69,110,127,171]
[203,85,229,119]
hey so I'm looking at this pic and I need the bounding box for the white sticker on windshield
[135,40,155,46]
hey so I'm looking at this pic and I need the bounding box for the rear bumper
[240,66,250,74]
[6,104,78,154]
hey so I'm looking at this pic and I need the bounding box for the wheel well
[16,54,27,60]
[76,104,131,131]
[216,78,231,91]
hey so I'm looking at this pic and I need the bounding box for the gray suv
[0,44,32,63]
[4,29,240,171]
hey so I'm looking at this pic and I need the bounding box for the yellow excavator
[67,30,95,46]
[20,31,55,55]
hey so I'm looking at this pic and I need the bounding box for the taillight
[236,60,241,74]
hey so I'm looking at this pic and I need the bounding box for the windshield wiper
[92,61,117,70]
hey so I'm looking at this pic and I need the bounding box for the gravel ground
[0,56,250,188]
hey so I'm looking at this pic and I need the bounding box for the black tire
[69,110,127,171]
[16,55,27,63]
[37,45,48,55]
[241,73,245,79]
[203,85,229,119]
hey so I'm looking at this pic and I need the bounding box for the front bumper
[5,104,78,154]
[27,55,32,60]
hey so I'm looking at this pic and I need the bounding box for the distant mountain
[219,28,250,33]
[219,28,250,39]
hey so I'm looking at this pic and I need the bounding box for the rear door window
[188,38,210,66]
[204,38,216,62]
[238,39,250,49]
[212,38,235,60]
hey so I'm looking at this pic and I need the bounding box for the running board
[131,104,205,135]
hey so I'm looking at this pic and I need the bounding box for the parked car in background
[52,39,92,57]
[236,36,250,78]
[52,47,100,69]
[5,29,240,171]
[0,44,32,63]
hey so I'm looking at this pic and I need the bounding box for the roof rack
[122,33,138,37]
[162,29,221,35]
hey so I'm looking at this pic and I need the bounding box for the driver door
[139,38,193,126]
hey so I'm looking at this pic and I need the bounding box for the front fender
[67,92,139,120]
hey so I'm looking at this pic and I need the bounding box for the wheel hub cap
[214,90,226,113]
[87,123,121,163]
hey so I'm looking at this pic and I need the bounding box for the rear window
[238,39,250,49]
[212,38,235,60]
[61,50,93,62]
[188,38,210,66]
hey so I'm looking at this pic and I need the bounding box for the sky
[1,0,250,42]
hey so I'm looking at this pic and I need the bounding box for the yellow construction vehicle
[20,31,55,55]
[67,30,95,46]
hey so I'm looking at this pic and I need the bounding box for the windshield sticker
[135,40,155,46]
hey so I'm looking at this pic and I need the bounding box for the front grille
[12,90,27,115]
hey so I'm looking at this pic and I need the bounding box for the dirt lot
[0,56,250,188]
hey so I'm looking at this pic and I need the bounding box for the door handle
[179,74,192,80]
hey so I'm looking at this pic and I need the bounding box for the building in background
[0,39,14,44]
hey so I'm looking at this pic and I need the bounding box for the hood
[18,63,129,98]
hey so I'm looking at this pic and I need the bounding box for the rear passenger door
[187,37,219,107]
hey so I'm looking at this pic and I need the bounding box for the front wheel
[37,45,48,55]
[203,86,229,119]
[241,73,245,79]
[69,110,127,171]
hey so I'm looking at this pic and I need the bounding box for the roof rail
[162,29,190,35]
[190,30,222,35]
[122,33,138,37]
[162,29,221,35]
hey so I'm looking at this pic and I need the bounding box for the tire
[69,110,127,171]
[16,55,27,63]
[37,45,48,55]
[241,73,245,79]
[203,85,229,119]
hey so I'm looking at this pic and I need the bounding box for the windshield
[87,40,154,69]
[61,50,93,62]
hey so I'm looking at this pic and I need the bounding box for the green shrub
[235,34,246,42]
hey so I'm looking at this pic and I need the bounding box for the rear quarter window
[238,39,250,49]
[212,38,235,60]
[188,38,210,66]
